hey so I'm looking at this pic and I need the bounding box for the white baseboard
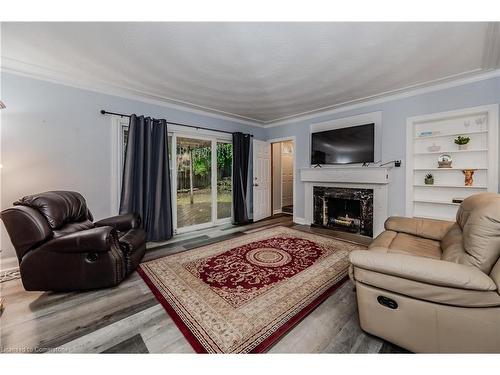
[293,217,307,225]
[273,209,282,215]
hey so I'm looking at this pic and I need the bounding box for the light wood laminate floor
[0,215,405,353]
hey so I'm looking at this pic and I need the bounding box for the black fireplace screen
[329,198,361,221]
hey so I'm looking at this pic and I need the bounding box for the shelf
[414,199,460,206]
[414,130,488,140]
[414,148,488,155]
[414,184,487,189]
[413,167,487,171]
[408,106,497,222]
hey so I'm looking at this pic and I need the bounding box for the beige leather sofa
[349,193,500,353]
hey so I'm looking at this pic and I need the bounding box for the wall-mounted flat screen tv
[311,123,375,165]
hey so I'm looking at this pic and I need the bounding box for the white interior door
[253,139,271,221]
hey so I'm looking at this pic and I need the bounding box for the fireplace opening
[313,186,373,237]
[327,198,361,233]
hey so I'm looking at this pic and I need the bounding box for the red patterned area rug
[138,226,365,353]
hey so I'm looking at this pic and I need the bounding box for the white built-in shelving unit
[406,105,498,221]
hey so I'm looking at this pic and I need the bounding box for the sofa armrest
[384,216,454,241]
[350,250,496,291]
[37,227,118,254]
[94,213,141,232]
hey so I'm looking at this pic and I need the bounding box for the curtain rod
[100,110,253,137]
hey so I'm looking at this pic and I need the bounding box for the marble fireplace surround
[300,167,390,237]
[314,186,374,237]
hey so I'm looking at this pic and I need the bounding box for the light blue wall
[0,72,264,263]
[264,77,500,220]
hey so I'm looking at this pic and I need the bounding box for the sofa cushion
[490,259,500,290]
[456,192,497,229]
[441,223,467,263]
[369,230,397,249]
[369,231,441,260]
[15,191,92,229]
[389,233,442,259]
[454,193,500,274]
[384,216,454,241]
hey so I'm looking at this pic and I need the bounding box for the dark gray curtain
[232,132,251,225]
[120,114,173,241]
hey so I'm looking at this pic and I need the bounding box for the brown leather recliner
[349,193,500,353]
[1,191,146,291]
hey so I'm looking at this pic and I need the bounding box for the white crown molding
[263,68,500,128]
[0,57,265,128]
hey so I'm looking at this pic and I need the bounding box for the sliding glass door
[176,137,212,229]
[173,134,232,233]
[118,122,231,234]
[217,141,232,220]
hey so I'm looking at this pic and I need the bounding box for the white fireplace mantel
[300,166,390,184]
[300,166,391,237]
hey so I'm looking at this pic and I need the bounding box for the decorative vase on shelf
[458,144,468,150]
[462,169,475,186]
[438,154,452,168]
[427,143,441,152]
[424,173,434,185]
[475,116,486,131]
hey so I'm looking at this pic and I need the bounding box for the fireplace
[313,187,373,237]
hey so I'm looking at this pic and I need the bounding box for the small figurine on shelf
[462,169,475,186]
[454,135,470,150]
[424,173,434,185]
[475,116,486,131]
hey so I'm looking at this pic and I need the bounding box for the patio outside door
[173,134,232,233]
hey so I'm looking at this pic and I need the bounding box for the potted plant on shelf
[454,135,470,150]
[424,173,434,185]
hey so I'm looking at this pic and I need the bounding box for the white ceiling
[2,22,499,125]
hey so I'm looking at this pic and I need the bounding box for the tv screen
[311,123,374,165]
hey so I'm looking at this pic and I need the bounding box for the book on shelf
[418,131,437,137]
